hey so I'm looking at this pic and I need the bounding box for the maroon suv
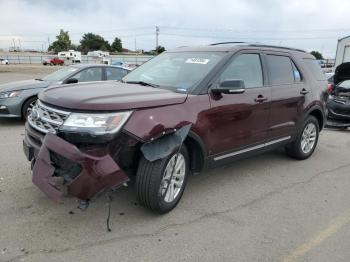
[23,43,327,213]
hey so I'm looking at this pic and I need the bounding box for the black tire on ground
[22,97,37,120]
[285,115,319,160]
[136,146,189,214]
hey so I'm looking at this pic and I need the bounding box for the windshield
[42,67,79,81]
[123,51,226,92]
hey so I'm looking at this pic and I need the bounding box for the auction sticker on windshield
[185,58,210,64]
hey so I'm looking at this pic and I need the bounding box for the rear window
[266,55,294,85]
[303,59,326,81]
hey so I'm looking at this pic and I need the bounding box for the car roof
[169,42,312,57]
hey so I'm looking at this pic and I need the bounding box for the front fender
[123,96,207,142]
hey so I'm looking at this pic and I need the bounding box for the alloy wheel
[159,153,186,203]
[301,122,317,154]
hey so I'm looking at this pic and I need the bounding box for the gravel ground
[0,65,58,84]
[0,70,350,262]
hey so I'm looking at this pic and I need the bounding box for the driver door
[207,52,271,156]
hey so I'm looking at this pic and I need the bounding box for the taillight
[327,84,334,93]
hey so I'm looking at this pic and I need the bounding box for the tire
[285,115,319,160]
[22,97,37,120]
[136,146,189,214]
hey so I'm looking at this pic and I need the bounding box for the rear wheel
[285,115,319,160]
[136,146,189,214]
[22,97,37,120]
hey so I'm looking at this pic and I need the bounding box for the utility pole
[48,36,51,48]
[18,39,22,51]
[155,26,159,51]
[134,36,137,52]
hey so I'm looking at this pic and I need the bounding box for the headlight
[0,91,21,99]
[60,111,132,135]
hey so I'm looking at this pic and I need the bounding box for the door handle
[254,95,268,103]
[300,89,310,95]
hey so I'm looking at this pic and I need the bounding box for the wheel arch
[21,95,38,118]
[184,131,207,173]
[307,107,325,131]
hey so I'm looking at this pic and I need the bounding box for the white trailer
[87,50,109,58]
[335,36,350,68]
[58,50,81,63]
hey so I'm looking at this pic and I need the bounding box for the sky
[1,0,350,58]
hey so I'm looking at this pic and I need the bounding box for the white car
[0,58,9,65]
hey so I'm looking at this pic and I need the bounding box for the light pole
[155,26,159,51]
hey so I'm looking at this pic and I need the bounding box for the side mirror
[211,79,245,95]
[65,78,78,84]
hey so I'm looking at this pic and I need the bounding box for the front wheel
[136,146,189,214]
[285,115,319,160]
[22,97,37,120]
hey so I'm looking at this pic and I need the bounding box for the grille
[28,100,70,134]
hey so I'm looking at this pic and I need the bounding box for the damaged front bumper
[23,125,129,202]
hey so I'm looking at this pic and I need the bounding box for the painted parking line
[282,208,350,262]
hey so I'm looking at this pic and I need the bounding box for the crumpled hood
[0,79,51,93]
[334,62,350,85]
[39,81,188,111]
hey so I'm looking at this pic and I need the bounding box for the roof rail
[209,42,306,53]
[248,44,306,53]
[210,42,246,46]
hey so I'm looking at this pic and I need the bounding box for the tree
[79,33,111,53]
[111,37,122,52]
[48,29,72,53]
[310,51,324,60]
[156,45,166,54]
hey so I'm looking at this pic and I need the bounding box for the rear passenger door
[264,53,308,140]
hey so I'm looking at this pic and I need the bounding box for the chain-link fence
[1,54,153,65]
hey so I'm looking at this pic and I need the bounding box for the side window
[291,61,302,82]
[106,67,128,81]
[219,54,263,88]
[73,68,103,82]
[302,58,326,81]
[266,55,294,85]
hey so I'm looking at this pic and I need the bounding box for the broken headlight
[60,111,132,135]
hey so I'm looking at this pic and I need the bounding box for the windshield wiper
[35,78,44,81]
[124,81,159,88]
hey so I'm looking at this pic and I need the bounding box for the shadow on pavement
[0,118,24,126]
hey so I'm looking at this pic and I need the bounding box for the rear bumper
[23,124,129,201]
